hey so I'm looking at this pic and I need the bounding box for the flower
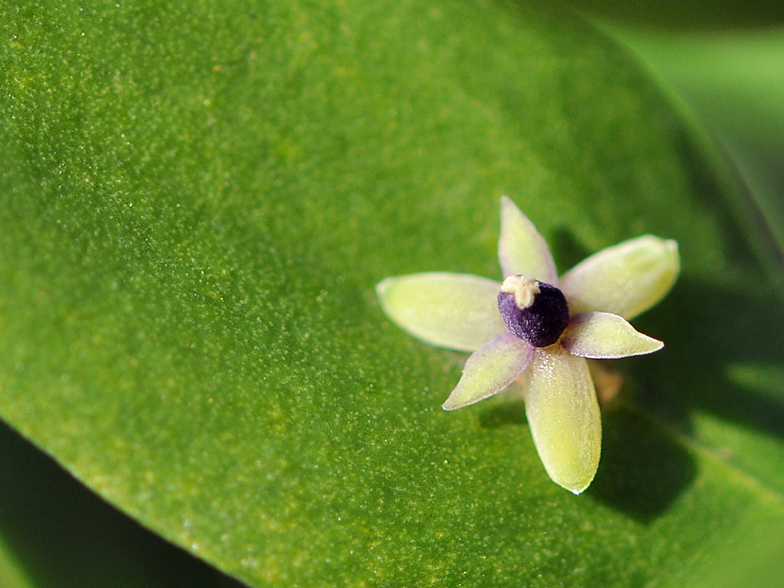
[376,196,680,494]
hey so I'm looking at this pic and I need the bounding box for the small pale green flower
[377,196,680,494]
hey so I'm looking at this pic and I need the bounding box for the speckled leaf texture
[2,1,784,586]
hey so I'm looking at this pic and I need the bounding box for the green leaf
[606,27,784,265]
[2,0,784,586]
[0,533,34,588]
[0,419,244,588]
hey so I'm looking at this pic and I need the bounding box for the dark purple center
[497,279,570,347]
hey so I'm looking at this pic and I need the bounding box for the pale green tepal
[377,196,680,494]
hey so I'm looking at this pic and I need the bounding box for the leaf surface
[2,1,784,586]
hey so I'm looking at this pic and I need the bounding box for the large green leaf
[2,0,784,586]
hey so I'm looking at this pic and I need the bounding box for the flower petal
[520,346,601,494]
[498,196,558,283]
[559,235,680,320]
[561,312,664,358]
[442,332,534,410]
[377,273,506,352]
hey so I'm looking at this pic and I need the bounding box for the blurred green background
[2,0,784,586]
[570,0,784,276]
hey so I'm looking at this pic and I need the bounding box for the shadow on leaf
[0,420,248,588]
[587,408,696,522]
[479,397,696,522]
[476,268,784,522]
[478,398,527,429]
[637,276,784,440]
